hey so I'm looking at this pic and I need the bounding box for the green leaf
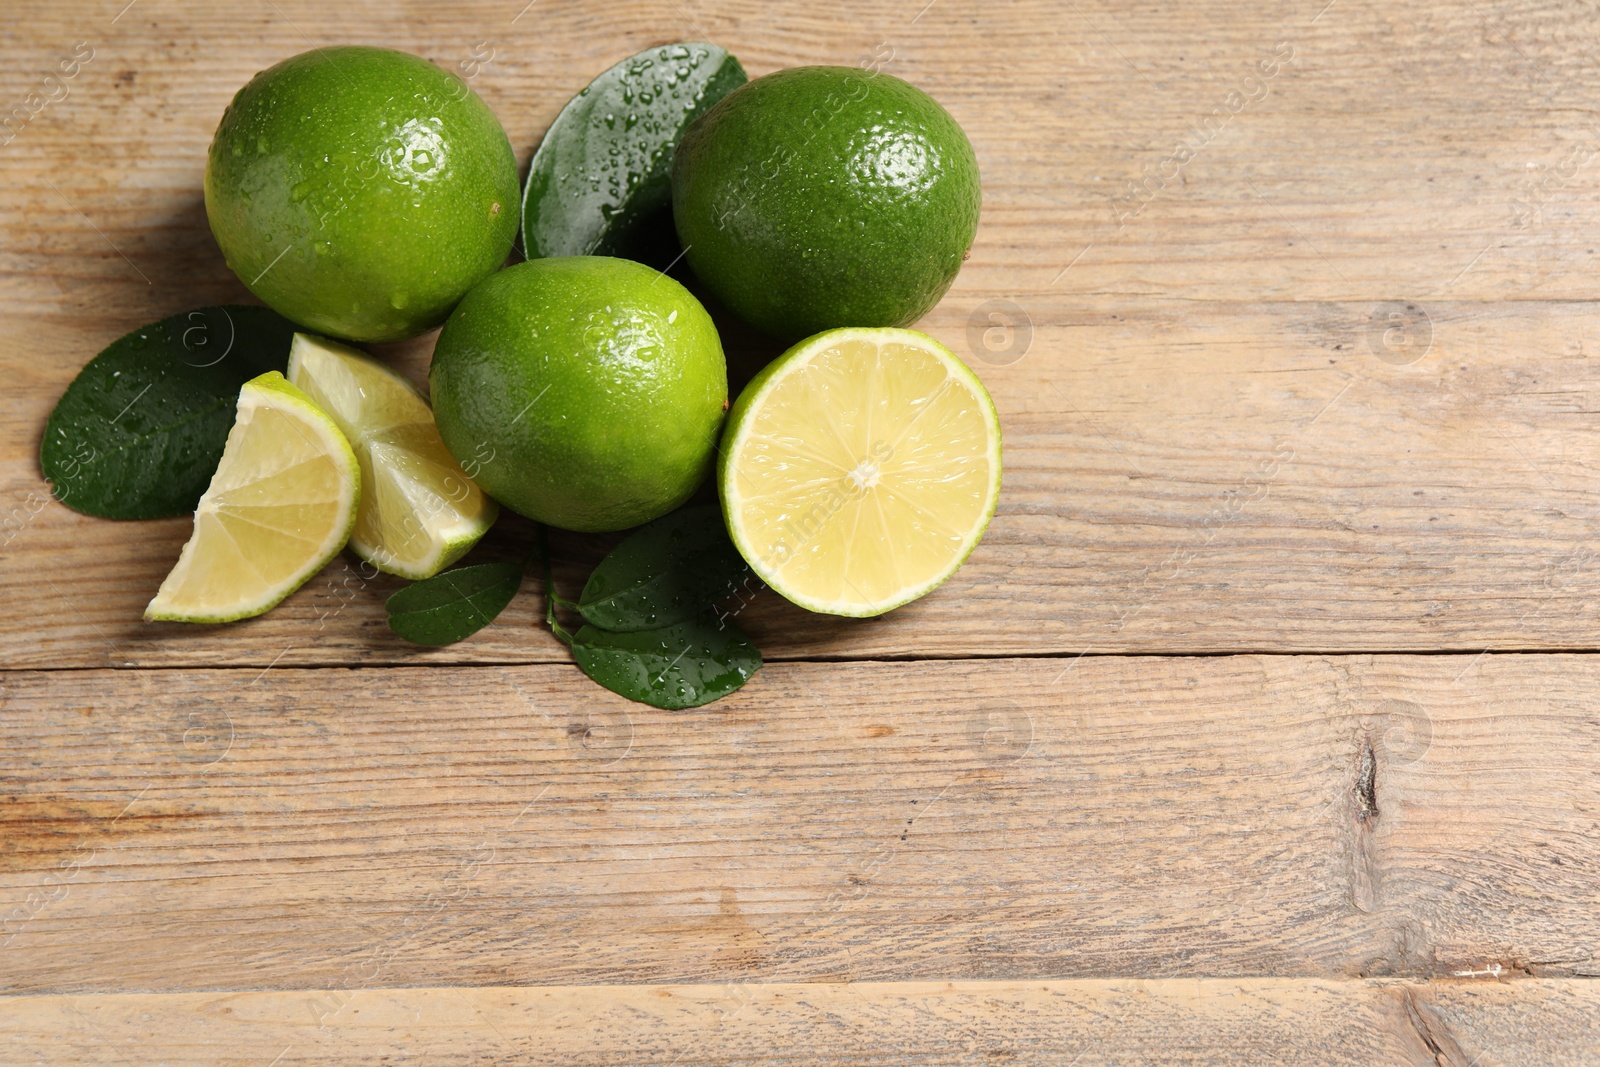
[521,42,747,268]
[570,612,760,709]
[41,305,297,518]
[578,503,751,631]
[386,561,523,646]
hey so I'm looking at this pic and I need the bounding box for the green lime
[206,46,520,343]
[671,66,981,341]
[429,256,727,532]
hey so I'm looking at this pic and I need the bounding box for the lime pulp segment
[287,333,496,579]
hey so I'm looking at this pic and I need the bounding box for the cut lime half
[718,327,1002,617]
[288,333,497,579]
[146,371,360,623]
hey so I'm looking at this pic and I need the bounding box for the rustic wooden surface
[4,655,1600,996]
[4,0,1600,1062]
[4,979,1599,1065]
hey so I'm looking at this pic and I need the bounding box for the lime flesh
[287,333,496,579]
[146,371,360,623]
[719,327,1001,616]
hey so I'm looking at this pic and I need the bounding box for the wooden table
[3,0,1598,1062]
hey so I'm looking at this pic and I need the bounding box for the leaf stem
[537,523,574,646]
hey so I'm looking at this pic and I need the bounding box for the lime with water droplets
[429,256,728,532]
[206,46,520,343]
[672,66,981,340]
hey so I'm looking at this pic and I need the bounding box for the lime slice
[287,333,497,579]
[145,371,360,623]
[719,327,1002,617]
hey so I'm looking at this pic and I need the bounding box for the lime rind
[718,326,1002,617]
[145,371,361,624]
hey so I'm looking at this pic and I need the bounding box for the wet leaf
[41,306,297,518]
[579,503,751,631]
[570,612,760,709]
[521,43,747,268]
[386,561,522,646]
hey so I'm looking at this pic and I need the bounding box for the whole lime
[671,66,981,341]
[206,46,519,343]
[429,257,727,532]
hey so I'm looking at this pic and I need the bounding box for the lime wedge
[288,333,497,579]
[145,371,360,623]
[719,327,1002,617]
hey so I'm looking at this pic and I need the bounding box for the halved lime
[287,333,496,579]
[146,371,360,623]
[718,327,1002,617]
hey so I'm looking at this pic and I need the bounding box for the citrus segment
[145,371,360,623]
[287,333,496,579]
[718,327,1001,617]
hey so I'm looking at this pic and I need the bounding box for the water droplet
[390,292,409,309]
[289,180,313,203]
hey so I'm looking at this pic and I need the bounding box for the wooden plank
[8,297,1600,666]
[1,978,1596,1065]
[5,1,1600,665]
[3,656,1596,994]
[3,0,1599,310]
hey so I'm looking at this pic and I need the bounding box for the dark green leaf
[521,43,747,268]
[41,305,297,518]
[386,562,523,646]
[570,613,760,709]
[579,503,751,631]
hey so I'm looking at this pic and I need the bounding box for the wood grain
[3,655,1596,994]
[2,978,1597,1066]
[12,299,1600,666]
[4,2,1600,1061]
[6,1,1600,664]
